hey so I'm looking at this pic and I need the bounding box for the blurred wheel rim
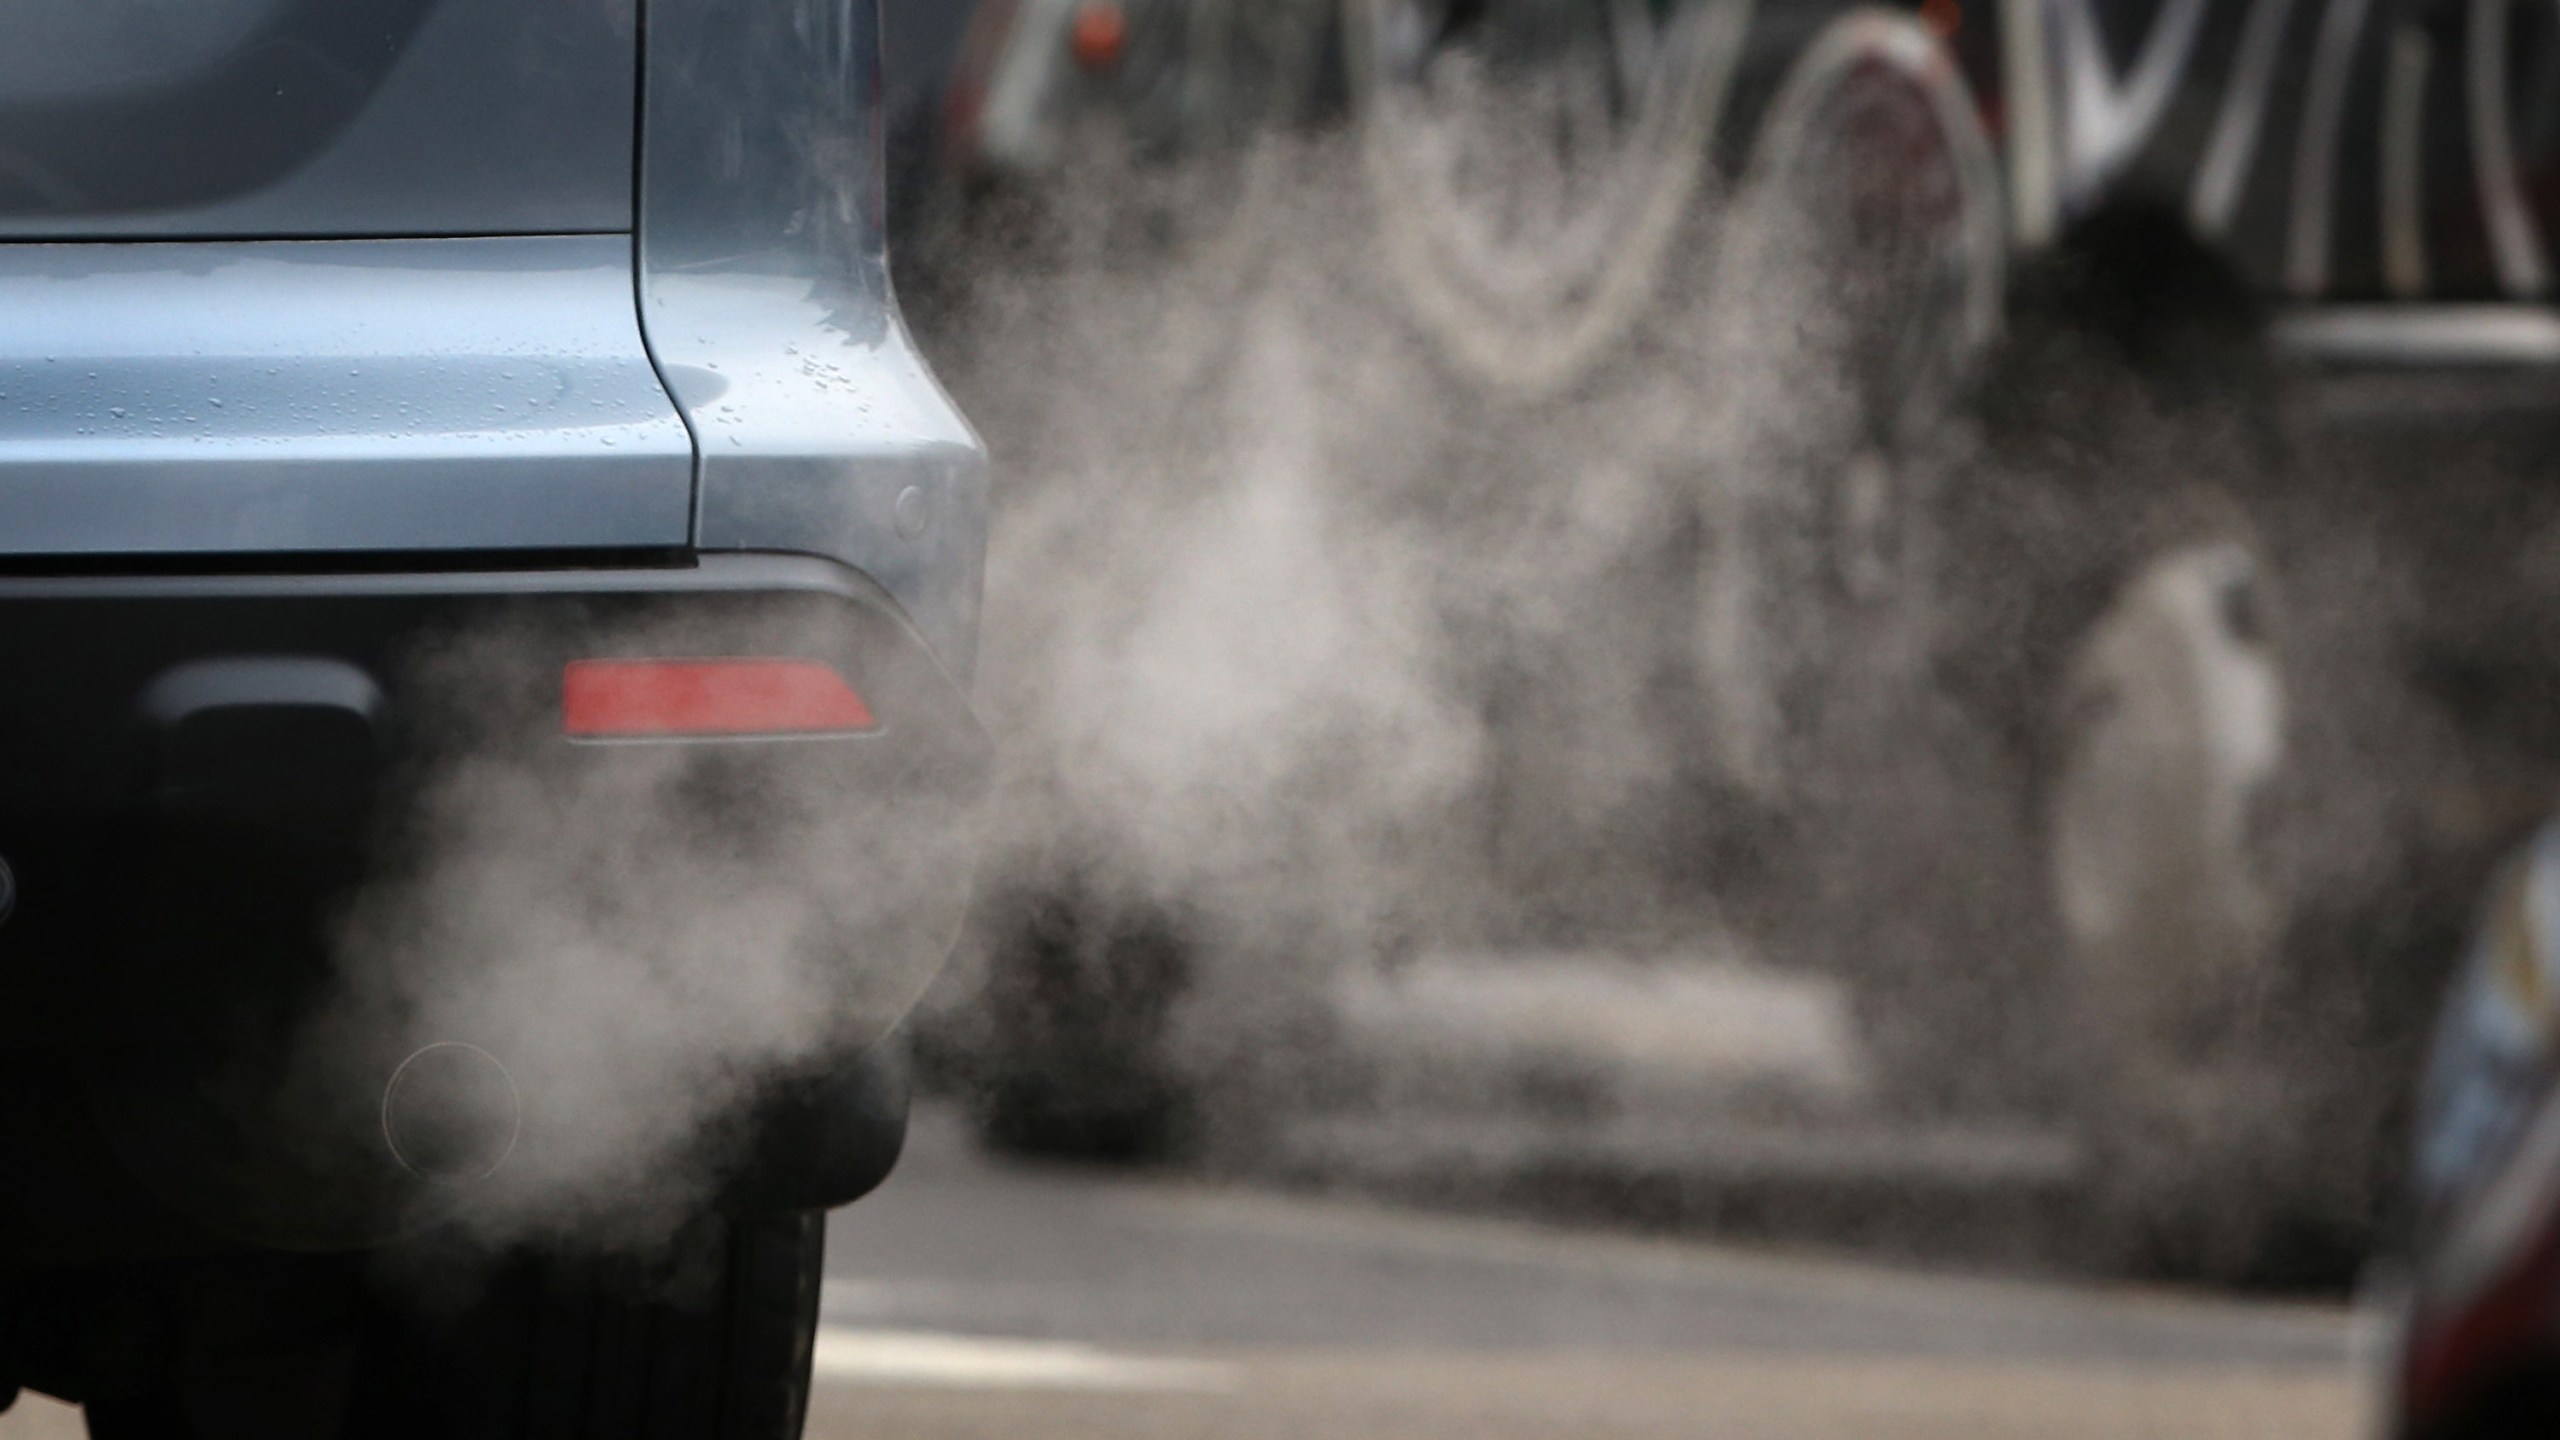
[1693,12,2003,798]
[1735,10,2006,443]
[1349,0,1754,393]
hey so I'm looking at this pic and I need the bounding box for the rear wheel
[341,1211,825,1440]
[77,1212,825,1440]
[963,879,1196,1162]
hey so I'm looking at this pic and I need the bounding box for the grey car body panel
[0,236,694,556]
[639,0,990,677]
[0,0,635,236]
[0,0,982,1256]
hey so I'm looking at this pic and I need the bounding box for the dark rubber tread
[133,1210,837,1440]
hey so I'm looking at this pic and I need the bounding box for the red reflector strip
[562,659,876,738]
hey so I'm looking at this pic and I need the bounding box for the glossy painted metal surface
[0,236,693,557]
[639,0,989,677]
[0,0,636,236]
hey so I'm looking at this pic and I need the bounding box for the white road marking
[811,1328,1234,1392]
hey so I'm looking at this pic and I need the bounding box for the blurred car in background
[914,0,2560,1284]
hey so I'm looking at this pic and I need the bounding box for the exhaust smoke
[381,1043,521,1186]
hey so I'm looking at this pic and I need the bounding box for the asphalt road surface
[0,1104,2378,1439]
[809,1106,2372,1440]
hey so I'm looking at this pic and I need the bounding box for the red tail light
[562,659,877,739]
[1070,2,1127,71]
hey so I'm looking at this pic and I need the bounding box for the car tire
[961,879,1197,1163]
[327,1211,825,1440]
[78,1212,824,1440]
